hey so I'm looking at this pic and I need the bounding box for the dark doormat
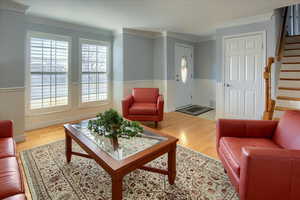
[176,105,214,116]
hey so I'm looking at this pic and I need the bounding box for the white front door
[175,44,193,109]
[223,33,265,119]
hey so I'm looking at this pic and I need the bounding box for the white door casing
[174,43,193,109]
[223,32,265,119]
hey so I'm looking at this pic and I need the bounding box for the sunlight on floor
[197,110,216,121]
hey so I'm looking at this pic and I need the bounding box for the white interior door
[223,33,265,119]
[175,44,193,109]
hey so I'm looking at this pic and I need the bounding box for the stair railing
[263,57,276,120]
[263,7,289,120]
[276,7,288,62]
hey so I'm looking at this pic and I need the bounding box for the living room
[0,0,300,199]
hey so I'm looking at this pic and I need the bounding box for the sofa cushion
[3,194,26,200]
[273,110,300,150]
[0,157,24,199]
[129,103,157,115]
[219,137,281,176]
[132,88,159,103]
[0,138,16,158]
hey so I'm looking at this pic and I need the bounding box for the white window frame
[25,31,72,116]
[78,38,111,108]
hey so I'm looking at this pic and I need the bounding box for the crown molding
[166,31,216,43]
[27,14,114,37]
[216,12,274,30]
[0,0,29,13]
[197,35,217,42]
[166,31,198,43]
[122,28,163,39]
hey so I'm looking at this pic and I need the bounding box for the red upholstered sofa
[217,110,300,200]
[0,120,26,200]
[122,88,164,127]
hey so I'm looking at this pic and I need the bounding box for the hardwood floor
[17,112,218,158]
[17,112,218,199]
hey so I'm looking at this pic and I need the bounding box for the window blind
[81,43,108,103]
[30,37,69,109]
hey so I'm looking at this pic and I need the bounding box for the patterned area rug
[20,140,239,200]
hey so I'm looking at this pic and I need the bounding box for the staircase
[273,35,300,119]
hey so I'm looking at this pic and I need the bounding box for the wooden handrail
[276,7,288,61]
[263,57,275,120]
[263,7,288,120]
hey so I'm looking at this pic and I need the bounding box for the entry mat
[176,105,214,116]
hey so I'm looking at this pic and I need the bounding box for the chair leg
[154,121,158,128]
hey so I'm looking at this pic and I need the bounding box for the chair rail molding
[0,87,25,93]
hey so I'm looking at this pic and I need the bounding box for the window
[28,32,70,112]
[80,40,109,104]
[181,56,188,83]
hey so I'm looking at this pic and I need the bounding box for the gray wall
[194,40,217,80]
[216,20,276,82]
[26,16,114,83]
[153,37,165,80]
[166,36,195,80]
[0,10,26,88]
[0,14,114,88]
[113,34,124,82]
[114,32,208,82]
[273,8,284,97]
[123,33,154,81]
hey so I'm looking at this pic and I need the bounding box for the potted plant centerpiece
[88,109,143,150]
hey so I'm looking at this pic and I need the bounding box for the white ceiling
[15,0,300,35]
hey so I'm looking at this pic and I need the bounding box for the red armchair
[217,110,300,200]
[0,121,26,200]
[122,88,164,127]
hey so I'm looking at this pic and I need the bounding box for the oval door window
[181,56,188,83]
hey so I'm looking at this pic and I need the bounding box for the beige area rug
[20,140,239,200]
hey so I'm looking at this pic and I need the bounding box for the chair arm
[216,119,278,148]
[157,95,164,120]
[239,147,300,200]
[122,95,133,117]
[0,120,13,138]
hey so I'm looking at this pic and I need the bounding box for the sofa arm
[239,147,300,200]
[216,119,278,148]
[0,120,13,138]
[157,95,164,120]
[122,95,133,117]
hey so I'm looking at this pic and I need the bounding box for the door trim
[221,31,266,119]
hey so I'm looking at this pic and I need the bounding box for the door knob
[225,83,231,87]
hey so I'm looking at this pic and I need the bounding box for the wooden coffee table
[64,120,178,200]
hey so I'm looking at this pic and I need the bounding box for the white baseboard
[14,134,26,143]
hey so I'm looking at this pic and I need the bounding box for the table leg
[168,145,176,185]
[112,175,123,200]
[65,132,72,163]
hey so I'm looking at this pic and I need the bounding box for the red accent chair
[122,88,164,127]
[0,121,26,200]
[217,110,300,200]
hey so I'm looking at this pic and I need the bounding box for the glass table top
[71,120,167,160]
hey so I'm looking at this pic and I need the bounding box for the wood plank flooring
[16,112,218,199]
[17,112,218,158]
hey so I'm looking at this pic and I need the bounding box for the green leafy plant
[88,109,143,139]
